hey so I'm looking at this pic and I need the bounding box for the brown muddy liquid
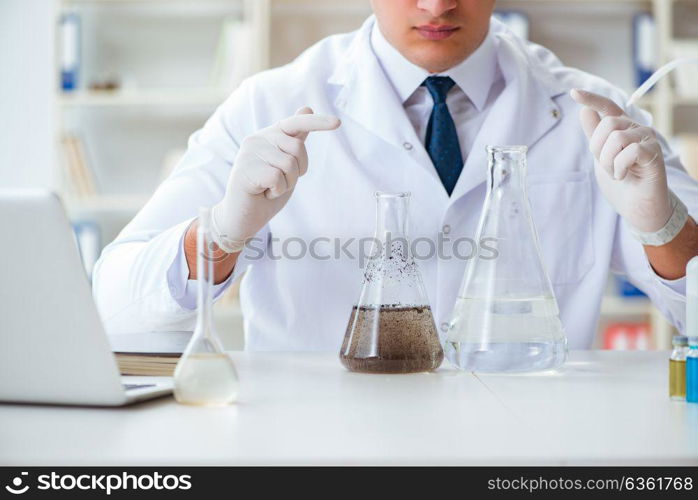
[340,305,444,374]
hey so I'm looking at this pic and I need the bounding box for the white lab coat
[92,16,698,350]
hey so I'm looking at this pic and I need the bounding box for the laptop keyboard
[123,383,156,391]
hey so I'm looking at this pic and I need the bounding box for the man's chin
[407,47,467,74]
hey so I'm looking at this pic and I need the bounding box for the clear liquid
[174,353,239,406]
[445,296,567,372]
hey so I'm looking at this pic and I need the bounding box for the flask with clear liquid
[174,207,239,406]
[340,192,443,374]
[445,146,567,372]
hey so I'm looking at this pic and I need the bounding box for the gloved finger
[266,129,308,176]
[599,127,648,176]
[278,109,341,140]
[256,139,300,193]
[611,143,641,181]
[259,165,289,199]
[589,115,635,160]
[570,89,625,118]
[578,107,601,140]
[612,142,661,181]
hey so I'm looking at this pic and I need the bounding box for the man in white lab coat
[93,0,698,350]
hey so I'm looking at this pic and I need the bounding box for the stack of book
[60,134,97,199]
[108,331,192,377]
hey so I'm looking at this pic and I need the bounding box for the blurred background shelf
[600,296,654,316]
[59,88,232,107]
[64,194,149,214]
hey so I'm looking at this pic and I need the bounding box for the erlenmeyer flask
[445,146,567,372]
[340,192,443,374]
[174,206,239,406]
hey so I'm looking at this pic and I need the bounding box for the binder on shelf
[603,322,651,350]
[616,276,647,298]
[493,10,530,40]
[633,13,656,89]
[60,12,80,92]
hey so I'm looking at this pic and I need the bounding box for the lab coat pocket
[527,170,595,286]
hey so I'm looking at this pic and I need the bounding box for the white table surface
[1,350,697,466]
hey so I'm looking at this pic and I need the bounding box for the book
[603,322,651,350]
[60,134,97,199]
[633,13,656,89]
[109,331,192,377]
[60,12,80,91]
[115,353,181,376]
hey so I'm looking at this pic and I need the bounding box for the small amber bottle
[669,335,688,401]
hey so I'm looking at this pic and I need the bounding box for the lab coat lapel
[450,34,566,204]
[328,18,437,182]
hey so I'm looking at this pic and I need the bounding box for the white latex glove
[570,89,673,234]
[211,107,341,252]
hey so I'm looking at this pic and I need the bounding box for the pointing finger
[278,111,341,140]
[579,106,601,140]
[570,89,625,118]
[291,106,314,142]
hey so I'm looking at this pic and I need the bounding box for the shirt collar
[370,20,498,111]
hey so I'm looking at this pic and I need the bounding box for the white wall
[0,0,57,189]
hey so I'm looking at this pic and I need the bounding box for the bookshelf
[55,0,697,349]
[59,88,231,107]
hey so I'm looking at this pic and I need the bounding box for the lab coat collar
[449,22,567,202]
[329,16,437,183]
[329,16,568,202]
[370,20,498,112]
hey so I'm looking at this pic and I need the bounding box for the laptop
[0,189,173,406]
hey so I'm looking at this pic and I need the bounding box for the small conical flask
[174,206,239,406]
[445,146,567,372]
[340,192,443,374]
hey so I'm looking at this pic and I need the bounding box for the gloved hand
[570,89,674,234]
[211,107,340,252]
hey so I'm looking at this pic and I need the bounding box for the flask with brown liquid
[340,192,443,374]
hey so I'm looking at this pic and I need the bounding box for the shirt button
[440,322,449,332]
[442,224,451,234]
[403,141,413,151]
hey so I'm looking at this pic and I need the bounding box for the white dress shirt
[371,22,505,161]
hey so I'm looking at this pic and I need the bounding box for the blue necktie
[423,76,463,196]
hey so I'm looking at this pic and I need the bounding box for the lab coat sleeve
[609,107,698,334]
[92,80,265,334]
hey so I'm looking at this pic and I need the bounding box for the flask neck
[487,147,527,195]
[195,211,216,339]
[375,193,410,240]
